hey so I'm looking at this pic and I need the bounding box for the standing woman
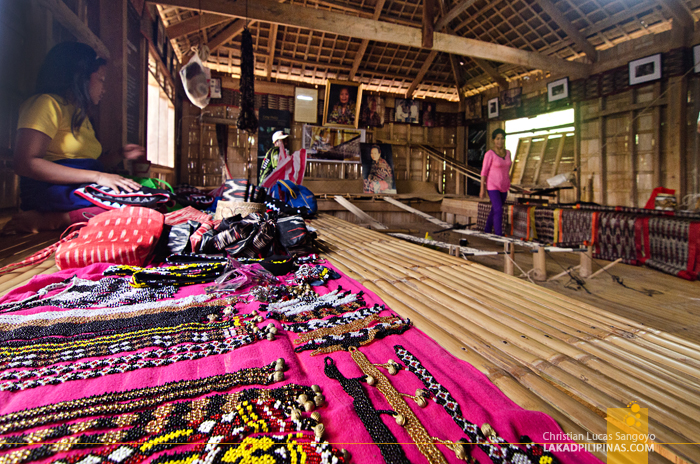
[480,128,512,236]
[7,42,144,233]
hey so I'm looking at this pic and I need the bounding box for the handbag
[268,180,317,216]
[55,206,165,270]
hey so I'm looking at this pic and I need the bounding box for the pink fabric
[67,206,108,224]
[260,149,307,188]
[0,262,600,464]
[481,149,512,192]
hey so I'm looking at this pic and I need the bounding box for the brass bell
[481,423,496,438]
[314,423,325,440]
[268,326,278,335]
[266,333,275,340]
[394,413,406,426]
[303,400,315,412]
[313,394,325,407]
[291,408,302,421]
[273,371,284,382]
[310,411,321,422]
[298,394,309,404]
[455,443,467,460]
[365,375,376,386]
[311,384,321,393]
[414,396,427,408]
[387,365,398,375]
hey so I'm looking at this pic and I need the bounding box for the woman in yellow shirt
[8,42,145,233]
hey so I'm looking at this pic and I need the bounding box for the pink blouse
[481,149,512,192]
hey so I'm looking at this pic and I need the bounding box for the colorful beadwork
[394,345,560,464]
[282,304,386,333]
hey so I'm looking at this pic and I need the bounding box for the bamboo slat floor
[313,213,700,464]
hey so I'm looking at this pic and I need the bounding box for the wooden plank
[652,83,662,189]
[533,0,597,61]
[155,0,592,77]
[37,0,110,58]
[383,196,451,228]
[207,19,248,54]
[350,0,385,80]
[472,57,508,89]
[266,23,278,80]
[434,0,478,31]
[532,135,549,185]
[333,196,388,229]
[422,0,435,48]
[165,13,229,39]
[656,0,695,31]
[406,50,439,98]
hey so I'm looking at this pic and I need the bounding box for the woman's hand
[479,187,486,199]
[94,172,142,193]
[122,144,146,161]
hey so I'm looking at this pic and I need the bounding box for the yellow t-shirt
[17,94,102,162]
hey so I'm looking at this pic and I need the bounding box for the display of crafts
[0,217,600,464]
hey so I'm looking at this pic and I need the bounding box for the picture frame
[628,54,661,86]
[294,87,319,123]
[487,97,499,119]
[360,143,397,194]
[694,45,700,74]
[421,101,436,127]
[547,77,569,102]
[323,79,362,128]
[359,95,385,127]
[395,99,420,124]
[464,94,482,120]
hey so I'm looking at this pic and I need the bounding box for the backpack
[268,180,317,216]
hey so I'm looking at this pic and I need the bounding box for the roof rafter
[165,13,229,39]
[532,0,597,61]
[350,0,387,81]
[406,50,439,97]
[155,0,592,78]
[434,0,478,31]
[655,0,695,31]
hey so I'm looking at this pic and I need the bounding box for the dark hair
[35,42,107,134]
[492,128,506,139]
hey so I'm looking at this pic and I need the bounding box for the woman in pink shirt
[480,128,512,236]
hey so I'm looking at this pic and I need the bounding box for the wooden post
[580,246,593,278]
[98,0,127,152]
[532,246,547,281]
[504,242,514,276]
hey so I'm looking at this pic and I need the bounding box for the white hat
[272,131,288,144]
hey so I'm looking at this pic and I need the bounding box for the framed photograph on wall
[487,97,499,119]
[360,143,397,194]
[359,95,385,127]
[395,99,420,123]
[629,54,661,86]
[547,77,569,102]
[694,45,700,73]
[323,80,362,128]
[421,102,436,127]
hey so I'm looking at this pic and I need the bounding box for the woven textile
[594,212,641,264]
[577,203,700,220]
[477,201,510,232]
[534,208,554,244]
[639,217,700,280]
[510,205,536,240]
[558,209,595,247]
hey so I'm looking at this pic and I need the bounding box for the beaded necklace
[2,384,328,464]
[323,356,410,464]
[0,297,235,343]
[0,293,220,329]
[282,304,385,333]
[267,300,365,324]
[0,276,177,314]
[1,319,239,369]
[104,262,227,288]
[0,360,286,434]
[294,317,411,356]
[393,345,560,464]
[0,312,269,392]
[348,347,449,464]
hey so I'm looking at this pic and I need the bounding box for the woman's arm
[480,150,492,199]
[14,128,141,192]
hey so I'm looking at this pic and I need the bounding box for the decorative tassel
[237,28,258,134]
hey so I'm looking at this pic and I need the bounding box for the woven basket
[215,201,265,220]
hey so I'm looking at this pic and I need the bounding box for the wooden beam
[334,196,388,229]
[350,0,386,81]
[581,2,657,37]
[406,50,439,97]
[266,23,278,80]
[422,0,435,48]
[165,13,229,39]
[37,0,110,58]
[155,0,592,78]
[434,0,477,31]
[472,57,508,89]
[533,0,597,62]
[207,19,248,54]
[656,0,695,31]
